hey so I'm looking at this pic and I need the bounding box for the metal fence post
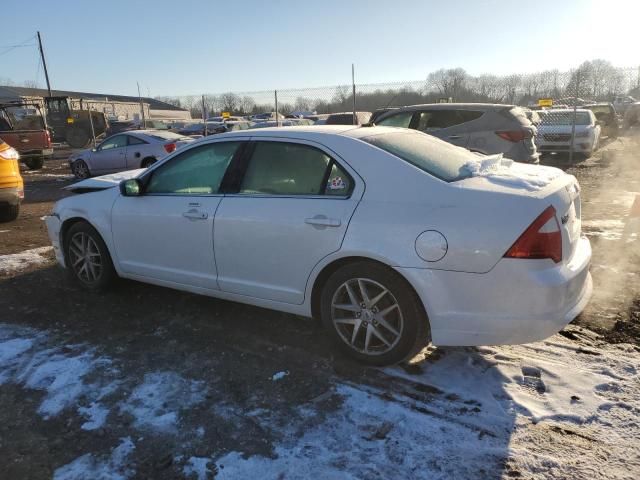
[352,64,357,125]
[87,106,96,148]
[274,90,279,126]
[202,95,207,136]
[569,70,580,164]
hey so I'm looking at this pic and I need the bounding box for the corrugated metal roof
[0,85,186,111]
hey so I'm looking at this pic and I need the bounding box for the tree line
[155,60,640,117]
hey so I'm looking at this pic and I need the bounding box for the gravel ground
[0,137,639,479]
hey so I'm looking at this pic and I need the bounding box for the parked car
[0,139,23,221]
[613,95,637,115]
[46,126,591,365]
[325,112,372,125]
[375,103,539,163]
[535,109,601,157]
[623,102,640,129]
[0,102,53,170]
[106,120,138,136]
[206,116,245,123]
[582,103,619,138]
[250,112,284,122]
[68,130,194,179]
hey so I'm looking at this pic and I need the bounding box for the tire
[24,156,44,170]
[141,157,156,168]
[0,203,19,222]
[64,222,116,291]
[66,127,91,148]
[71,159,91,179]
[320,261,430,366]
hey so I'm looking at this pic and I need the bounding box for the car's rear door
[411,109,470,148]
[213,138,363,304]
[111,140,245,290]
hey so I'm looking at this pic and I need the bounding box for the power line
[0,35,36,57]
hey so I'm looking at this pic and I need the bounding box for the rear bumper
[397,236,592,346]
[18,148,53,158]
[44,214,66,267]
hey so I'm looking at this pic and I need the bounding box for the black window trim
[137,140,248,197]
[126,134,149,146]
[224,139,355,199]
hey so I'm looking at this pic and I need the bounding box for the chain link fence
[156,65,639,121]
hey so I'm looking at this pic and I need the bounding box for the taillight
[0,142,19,161]
[164,142,176,153]
[45,129,51,145]
[495,130,531,142]
[504,206,562,263]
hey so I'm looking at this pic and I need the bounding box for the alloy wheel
[68,232,103,285]
[331,278,404,356]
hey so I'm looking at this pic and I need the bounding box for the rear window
[147,131,191,141]
[362,130,478,182]
[539,111,592,126]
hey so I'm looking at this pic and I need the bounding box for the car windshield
[539,111,591,125]
[147,131,191,141]
[362,130,480,182]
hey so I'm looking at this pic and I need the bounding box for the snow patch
[79,402,110,430]
[118,372,207,432]
[183,456,213,480]
[0,246,53,274]
[53,437,135,480]
[461,154,564,191]
[271,370,289,381]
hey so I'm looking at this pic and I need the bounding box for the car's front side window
[146,142,240,195]
[239,141,352,196]
[99,135,127,150]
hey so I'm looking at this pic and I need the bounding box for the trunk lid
[454,156,581,264]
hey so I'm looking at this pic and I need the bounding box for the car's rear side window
[362,131,477,182]
[239,142,353,196]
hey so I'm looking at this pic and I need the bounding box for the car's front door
[111,140,243,290]
[214,139,362,304]
[411,109,471,148]
[91,134,128,173]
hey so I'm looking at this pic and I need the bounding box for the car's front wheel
[71,159,90,179]
[65,222,116,290]
[320,261,430,366]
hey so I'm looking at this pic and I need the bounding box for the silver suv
[373,103,539,163]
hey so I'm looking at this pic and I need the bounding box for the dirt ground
[1,139,639,479]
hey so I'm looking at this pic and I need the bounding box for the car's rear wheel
[65,222,115,290]
[24,156,44,170]
[0,203,19,222]
[141,157,156,168]
[320,261,430,366]
[72,159,90,179]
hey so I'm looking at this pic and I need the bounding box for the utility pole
[569,70,580,164]
[37,31,52,97]
[137,82,146,126]
[352,64,357,125]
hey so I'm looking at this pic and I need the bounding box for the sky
[1,0,639,97]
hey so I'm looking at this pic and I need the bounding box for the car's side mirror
[120,178,142,197]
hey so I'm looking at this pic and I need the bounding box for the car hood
[64,169,145,193]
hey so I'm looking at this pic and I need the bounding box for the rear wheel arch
[310,256,429,323]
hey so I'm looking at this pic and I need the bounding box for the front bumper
[44,214,66,268]
[0,187,22,206]
[397,236,592,346]
[536,139,593,153]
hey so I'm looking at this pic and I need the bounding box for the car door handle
[305,215,341,228]
[182,209,208,220]
[448,135,462,139]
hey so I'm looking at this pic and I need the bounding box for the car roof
[383,103,513,112]
[200,125,410,141]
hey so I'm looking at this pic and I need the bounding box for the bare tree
[427,68,468,100]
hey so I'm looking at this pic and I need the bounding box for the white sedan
[69,130,194,179]
[46,126,592,365]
